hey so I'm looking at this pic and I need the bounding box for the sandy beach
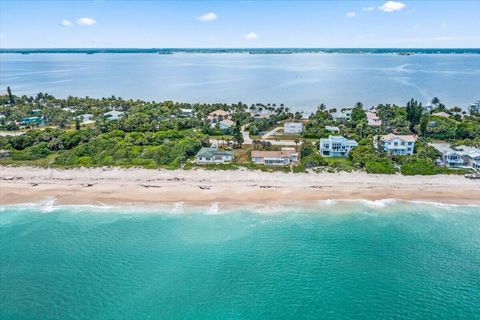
[0,166,479,206]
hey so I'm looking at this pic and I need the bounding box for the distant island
[1,48,479,55]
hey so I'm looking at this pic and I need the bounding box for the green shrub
[365,160,397,174]
[400,159,437,175]
[12,142,51,160]
[302,153,328,168]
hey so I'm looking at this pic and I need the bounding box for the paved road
[209,124,302,147]
[261,126,282,140]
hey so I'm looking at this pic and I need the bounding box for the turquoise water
[1,53,479,109]
[1,201,479,319]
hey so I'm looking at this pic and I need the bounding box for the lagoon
[1,53,479,111]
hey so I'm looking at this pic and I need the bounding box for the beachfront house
[325,126,340,133]
[103,110,124,120]
[443,151,466,168]
[366,112,382,127]
[195,147,234,164]
[284,122,303,134]
[432,144,480,169]
[319,136,358,157]
[453,145,480,169]
[251,148,299,166]
[331,109,352,122]
[380,134,416,155]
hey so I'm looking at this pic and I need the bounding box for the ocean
[1,52,479,110]
[1,201,479,319]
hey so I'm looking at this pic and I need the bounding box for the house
[251,148,299,166]
[284,122,303,134]
[219,119,235,130]
[319,136,358,157]
[432,112,451,118]
[31,109,41,115]
[253,114,270,121]
[325,126,340,133]
[331,109,352,122]
[62,107,75,113]
[103,110,124,120]
[431,143,480,169]
[195,147,234,164]
[21,116,42,125]
[366,112,382,126]
[77,114,94,124]
[179,108,194,117]
[208,109,230,121]
[454,145,480,169]
[469,101,480,114]
[380,133,417,155]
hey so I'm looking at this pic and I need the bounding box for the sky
[1,0,479,48]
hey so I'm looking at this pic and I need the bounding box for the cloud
[378,1,406,12]
[197,12,218,22]
[363,6,376,11]
[346,12,356,17]
[243,32,259,40]
[61,19,73,27]
[76,17,96,26]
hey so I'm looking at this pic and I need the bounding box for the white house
[77,113,94,124]
[179,108,194,117]
[366,112,382,127]
[103,110,124,120]
[442,151,466,168]
[319,136,358,157]
[380,134,417,155]
[251,148,299,166]
[454,145,480,169]
[284,122,303,134]
[431,143,480,169]
[331,109,352,122]
[195,147,234,164]
[325,126,340,133]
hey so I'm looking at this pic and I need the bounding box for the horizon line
[1,47,480,50]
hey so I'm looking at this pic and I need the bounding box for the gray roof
[196,147,233,158]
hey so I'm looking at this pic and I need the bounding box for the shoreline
[1,166,479,207]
